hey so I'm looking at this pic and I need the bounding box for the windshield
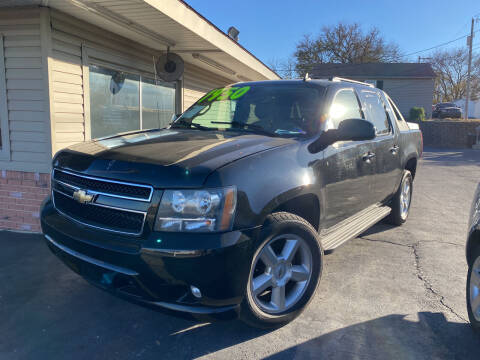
[172,83,325,137]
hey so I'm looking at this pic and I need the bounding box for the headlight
[154,186,237,232]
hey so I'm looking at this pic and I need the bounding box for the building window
[142,77,176,130]
[89,65,176,139]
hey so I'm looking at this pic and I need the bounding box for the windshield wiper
[172,119,211,131]
[210,121,277,137]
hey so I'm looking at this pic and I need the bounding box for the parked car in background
[432,102,462,119]
[467,183,480,331]
[41,78,422,328]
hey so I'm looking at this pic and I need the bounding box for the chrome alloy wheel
[470,256,480,322]
[249,234,313,314]
[400,176,412,219]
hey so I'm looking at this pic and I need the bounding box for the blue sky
[186,0,480,69]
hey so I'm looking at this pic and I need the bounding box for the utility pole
[465,18,474,120]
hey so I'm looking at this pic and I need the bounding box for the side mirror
[336,119,376,142]
[308,119,376,153]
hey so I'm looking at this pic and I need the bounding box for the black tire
[467,245,480,332]
[240,212,323,329]
[386,170,413,226]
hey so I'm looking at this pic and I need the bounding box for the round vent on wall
[155,52,184,82]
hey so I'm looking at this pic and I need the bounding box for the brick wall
[0,170,50,232]
[418,120,480,148]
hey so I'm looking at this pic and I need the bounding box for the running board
[320,204,391,251]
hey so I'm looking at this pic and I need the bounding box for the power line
[401,30,479,58]
[272,23,480,72]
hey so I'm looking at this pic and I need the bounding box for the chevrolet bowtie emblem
[72,189,95,204]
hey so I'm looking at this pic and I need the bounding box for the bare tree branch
[294,22,401,76]
[430,48,480,102]
[267,56,298,79]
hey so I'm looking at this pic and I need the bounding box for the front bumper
[41,197,259,317]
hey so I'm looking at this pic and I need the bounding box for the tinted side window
[362,90,391,135]
[329,89,363,129]
[387,97,404,122]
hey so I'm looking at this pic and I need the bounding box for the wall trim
[176,77,183,113]
[0,34,11,161]
[81,43,91,141]
[40,7,54,163]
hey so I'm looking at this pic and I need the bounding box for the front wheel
[467,246,480,332]
[240,212,323,328]
[386,170,413,226]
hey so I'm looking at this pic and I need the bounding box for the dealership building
[0,0,279,232]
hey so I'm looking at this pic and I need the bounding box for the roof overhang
[20,0,280,81]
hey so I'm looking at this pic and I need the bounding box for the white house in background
[0,0,279,232]
[453,99,480,119]
[311,63,436,119]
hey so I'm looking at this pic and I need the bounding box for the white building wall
[453,99,480,119]
[382,78,435,119]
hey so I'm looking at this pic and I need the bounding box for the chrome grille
[53,191,145,234]
[52,168,152,236]
[53,169,152,201]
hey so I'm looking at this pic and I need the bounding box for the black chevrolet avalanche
[41,78,423,328]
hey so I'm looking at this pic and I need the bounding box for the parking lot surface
[1,148,480,360]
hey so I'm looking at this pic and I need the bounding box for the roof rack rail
[329,77,375,88]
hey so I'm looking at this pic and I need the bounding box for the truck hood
[53,129,294,188]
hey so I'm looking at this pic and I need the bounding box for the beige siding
[49,9,160,152]
[1,7,254,167]
[49,10,232,151]
[383,79,435,118]
[0,8,51,173]
[183,63,232,110]
[50,13,86,153]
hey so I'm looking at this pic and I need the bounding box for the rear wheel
[467,246,480,332]
[386,170,413,226]
[240,212,323,328]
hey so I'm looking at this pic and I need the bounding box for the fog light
[190,285,202,298]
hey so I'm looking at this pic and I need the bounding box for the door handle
[390,145,400,155]
[362,152,376,162]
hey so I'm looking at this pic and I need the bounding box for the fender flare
[257,186,323,230]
